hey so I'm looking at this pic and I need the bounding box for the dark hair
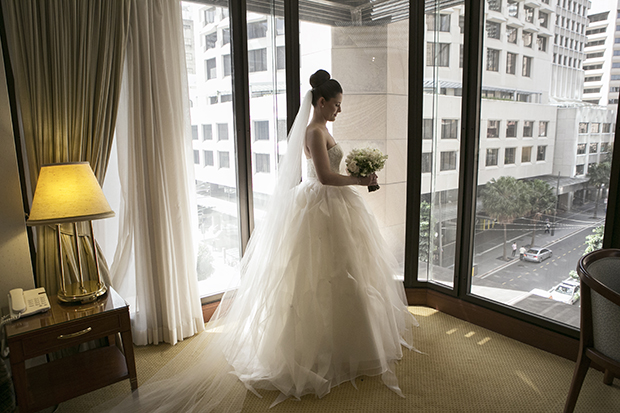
[310,69,343,106]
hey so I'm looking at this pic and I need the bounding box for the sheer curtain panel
[112,0,204,345]
[2,0,131,295]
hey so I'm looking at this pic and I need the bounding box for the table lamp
[26,162,115,303]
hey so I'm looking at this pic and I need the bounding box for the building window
[218,151,230,168]
[591,123,600,133]
[220,94,232,103]
[488,0,501,12]
[276,18,284,35]
[441,119,458,139]
[440,151,457,171]
[223,54,232,76]
[524,6,534,23]
[506,52,517,74]
[486,148,499,166]
[576,164,585,175]
[585,76,602,82]
[276,46,285,70]
[603,123,611,133]
[459,15,465,33]
[600,142,610,152]
[255,153,270,173]
[192,125,199,140]
[487,120,500,138]
[539,121,548,137]
[427,43,450,67]
[507,26,518,44]
[577,143,586,154]
[523,121,533,138]
[522,56,532,77]
[205,58,216,80]
[579,123,588,133]
[584,88,601,94]
[217,123,229,141]
[248,20,267,39]
[204,32,217,51]
[505,147,516,164]
[536,145,547,161]
[202,124,212,141]
[506,120,518,138]
[486,22,501,39]
[589,143,598,153]
[459,44,463,68]
[487,49,500,72]
[222,28,230,45]
[203,150,214,166]
[193,150,200,164]
[203,8,215,25]
[423,119,433,140]
[209,96,218,105]
[249,48,267,72]
[422,153,432,173]
[521,146,532,162]
[254,120,270,141]
[426,13,451,32]
[507,0,518,17]
[539,11,548,28]
[537,36,547,52]
[523,31,533,48]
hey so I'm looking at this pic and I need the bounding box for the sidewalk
[432,201,604,280]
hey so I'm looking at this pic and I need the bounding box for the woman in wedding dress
[105,70,417,412]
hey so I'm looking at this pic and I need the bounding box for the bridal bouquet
[345,147,388,192]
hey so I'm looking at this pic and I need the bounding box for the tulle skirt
[105,179,417,412]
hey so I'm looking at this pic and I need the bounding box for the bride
[105,70,417,412]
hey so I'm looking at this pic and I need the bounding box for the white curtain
[111,0,204,345]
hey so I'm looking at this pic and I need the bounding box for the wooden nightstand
[4,287,137,413]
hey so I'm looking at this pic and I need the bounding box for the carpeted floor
[50,307,620,413]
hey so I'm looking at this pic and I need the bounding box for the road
[426,203,603,327]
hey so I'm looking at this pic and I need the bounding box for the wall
[0,45,35,308]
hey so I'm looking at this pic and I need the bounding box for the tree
[525,179,556,246]
[587,161,611,218]
[584,225,604,254]
[418,201,434,263]
[480,176,530,261]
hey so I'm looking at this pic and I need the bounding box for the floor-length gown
[104,99,417,413]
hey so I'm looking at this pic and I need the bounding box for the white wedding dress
[104,93,417,413]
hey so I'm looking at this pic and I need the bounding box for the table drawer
[18,314,122,358]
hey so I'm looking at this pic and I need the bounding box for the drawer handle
[58,327,92,339]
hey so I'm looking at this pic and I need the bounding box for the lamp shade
[27,162,115,225]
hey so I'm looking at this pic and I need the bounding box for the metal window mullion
[284,0,300,133]
[455,0,484,296]
[403,0,425,288]
[603,108,620,248]
[229,0,254,254]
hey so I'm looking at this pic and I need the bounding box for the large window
[177,0,619,340]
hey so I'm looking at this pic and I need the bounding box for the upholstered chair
[564,248,620,413]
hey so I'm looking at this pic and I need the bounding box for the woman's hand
[357,173,378,186]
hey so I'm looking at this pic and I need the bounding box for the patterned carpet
[51,307,620,413]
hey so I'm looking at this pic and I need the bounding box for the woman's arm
[306,128,374,187]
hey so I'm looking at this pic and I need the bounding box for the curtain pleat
[111,0,204,345]
[2,0,131,295]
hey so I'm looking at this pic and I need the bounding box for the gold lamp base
[58,280,107,304]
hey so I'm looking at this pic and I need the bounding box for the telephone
[8,287,51,318]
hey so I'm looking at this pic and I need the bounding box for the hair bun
[310,69,330,89]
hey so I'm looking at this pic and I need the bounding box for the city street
[426,202,604,327]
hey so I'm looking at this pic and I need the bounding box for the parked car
[523,247,552,262]
[549,279,581,305]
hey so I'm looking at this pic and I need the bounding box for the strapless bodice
[307,143,343,179]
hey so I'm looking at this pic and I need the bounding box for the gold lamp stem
[89,220,103,285]
[56,223,66,294]
[72,222,87,294]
